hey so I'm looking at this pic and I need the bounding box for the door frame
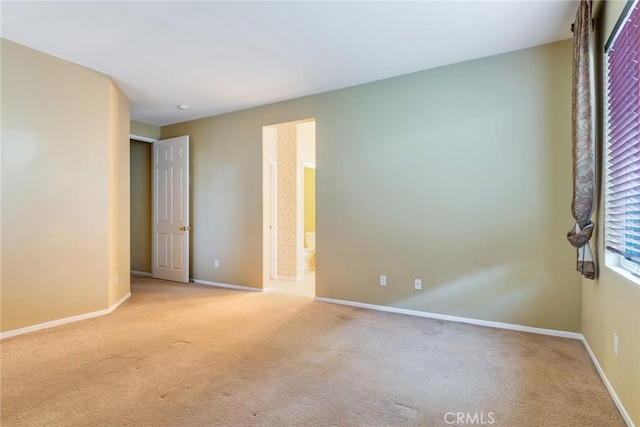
[262,119,316,289]
[129,133,155,277]
[130,134,155,144]
[270,160,278,278]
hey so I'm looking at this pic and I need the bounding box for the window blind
[605,0,640,265]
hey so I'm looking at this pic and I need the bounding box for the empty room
[1,1,638,426]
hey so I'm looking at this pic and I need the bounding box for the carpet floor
[0,276,624,426]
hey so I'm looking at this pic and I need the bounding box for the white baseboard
[130,270,152,277]
[109,292,131,313]
[0,292,131,340]
[1,286,632,426]
[314,297,582,340]
[581,338,635,427]
[316,296,635,425]
[192,279,261,292]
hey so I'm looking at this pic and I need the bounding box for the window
[604,0,640,278]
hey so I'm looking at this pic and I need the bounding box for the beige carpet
[1,276,624,426]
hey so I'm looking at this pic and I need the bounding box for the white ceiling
[1,1,578,126]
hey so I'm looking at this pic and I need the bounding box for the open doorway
[130,134,191,283]
[130,137,153,277]
[262,119,316,297]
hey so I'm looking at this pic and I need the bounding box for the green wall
[162,39,581,333]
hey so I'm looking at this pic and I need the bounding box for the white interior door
[152,136,189,283]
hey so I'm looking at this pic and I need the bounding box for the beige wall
[130,140,152,273]
[108,82,131,306]
[582,2,640,425]
[1,39,130,332]
[162,39,581,332]
[130,120,160,140]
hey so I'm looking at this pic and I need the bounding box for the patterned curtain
[567,0,596,279]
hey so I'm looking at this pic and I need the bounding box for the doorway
[129,134,191,283]
[262,118,316,297]
[130,137,153,276]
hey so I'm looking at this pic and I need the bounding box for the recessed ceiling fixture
[177,105,190,111]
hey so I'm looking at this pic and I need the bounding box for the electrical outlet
[214,259,219,268]
[380,275,387,286]
[415,279,422,290]
[614,333,619,357]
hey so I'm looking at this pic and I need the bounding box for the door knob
[180,226,191,231]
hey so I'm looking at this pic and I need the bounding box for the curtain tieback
[566,221,594,247]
